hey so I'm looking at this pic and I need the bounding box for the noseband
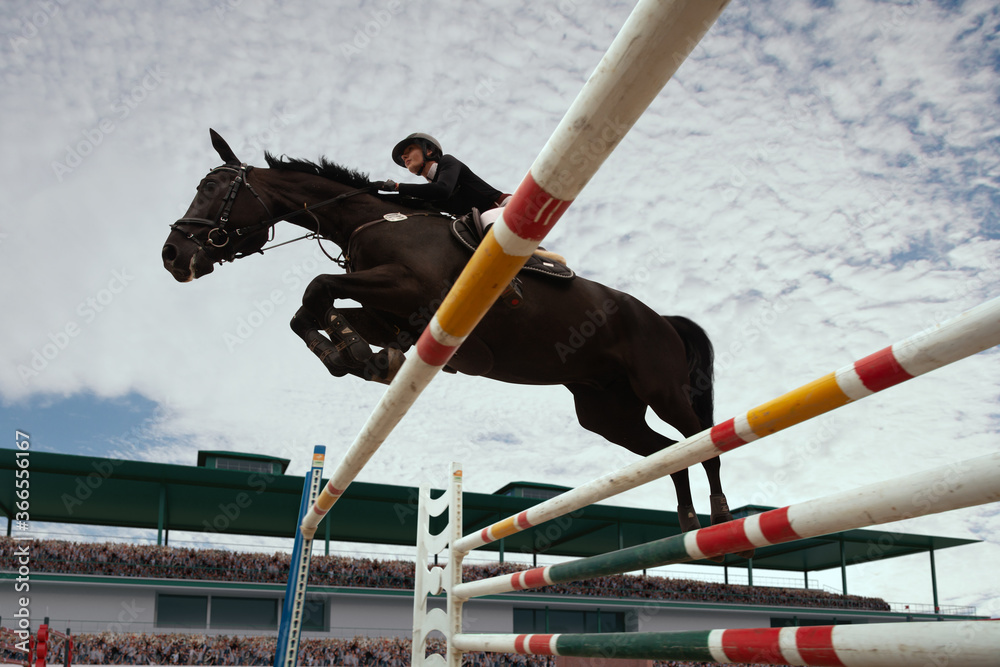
[170,163,274,263]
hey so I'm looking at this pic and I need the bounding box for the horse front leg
[291,305,406,384]
[290,305,352,378]
[292,269,415,384]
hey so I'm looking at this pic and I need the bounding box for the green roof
[0,449,978,572]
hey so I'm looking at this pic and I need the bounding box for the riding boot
[325,310,373,365]
[710,493,755,559]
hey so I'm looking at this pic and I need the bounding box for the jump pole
[299,0,734,540]
[452,296,1000,556]
[452,450,1000,599]
[274,446,326,667]
[452,620,1000,666]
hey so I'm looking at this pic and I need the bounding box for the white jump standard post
[411,463,465,666]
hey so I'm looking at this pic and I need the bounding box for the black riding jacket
[396,154,504,217]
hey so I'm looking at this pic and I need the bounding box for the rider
[373,133,564,262]
[373,133,510,223]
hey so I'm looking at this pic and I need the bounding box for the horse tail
[663,315,715,430]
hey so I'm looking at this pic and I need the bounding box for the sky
[1,0,999,618]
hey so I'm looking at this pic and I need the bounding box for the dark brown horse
[162,130,750,555]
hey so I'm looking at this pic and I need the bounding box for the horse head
[162,129,275,282]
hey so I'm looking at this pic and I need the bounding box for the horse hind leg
[568,384,713,547]
[626,371,754,560]
[635,370,754,559]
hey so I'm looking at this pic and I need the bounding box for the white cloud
[1,0,998,615]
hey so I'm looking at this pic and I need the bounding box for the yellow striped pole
[452,296,1000,553]
[300,0,733,539]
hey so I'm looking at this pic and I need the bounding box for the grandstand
[0,449,985,662]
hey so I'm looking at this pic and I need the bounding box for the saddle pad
[451,216,575,280]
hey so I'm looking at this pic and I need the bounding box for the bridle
[170,163,377,267]
[170,163,275,263]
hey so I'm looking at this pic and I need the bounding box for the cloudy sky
[2,0,998,617]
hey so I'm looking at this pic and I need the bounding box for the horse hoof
[679,503,725,563]
[366,348,406,385]
[677,505,701,533]
[710,493,755,559]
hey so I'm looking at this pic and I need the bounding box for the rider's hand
[371,180,398,191]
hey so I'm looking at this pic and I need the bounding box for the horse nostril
[162,244,177,262]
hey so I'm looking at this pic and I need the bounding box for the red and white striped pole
[452,621,1000,666]
[300,0,732,538]
[452,451,1000,600]
[452,295,1000,554]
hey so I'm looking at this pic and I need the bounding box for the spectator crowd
[0,537,891,612]
[15,631,777,666]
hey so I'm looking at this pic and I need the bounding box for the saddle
[450,210,575,281]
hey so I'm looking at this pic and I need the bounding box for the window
[514,608,625,634]
[156,595,207,629]
[215,458,275,474]
[211,597,278,629]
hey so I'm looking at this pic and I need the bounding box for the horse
[162,129,751,557]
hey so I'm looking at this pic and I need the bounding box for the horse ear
[209,128,240,165]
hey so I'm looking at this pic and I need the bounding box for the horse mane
[263,151,446,213]
[264,152,372,189]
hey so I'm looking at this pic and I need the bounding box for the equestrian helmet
[392,133,443,166]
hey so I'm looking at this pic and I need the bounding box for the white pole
[300,0,733,539]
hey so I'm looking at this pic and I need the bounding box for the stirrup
[500,278,523,308]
